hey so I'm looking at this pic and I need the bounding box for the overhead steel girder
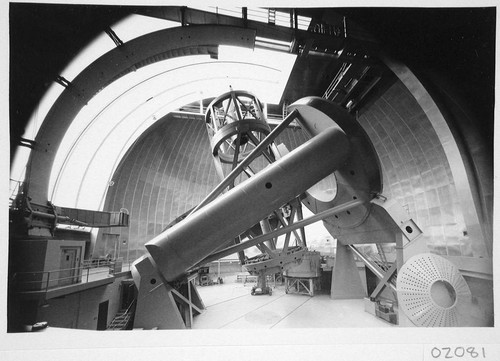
[137,7,379,57]
[24,25,256,206]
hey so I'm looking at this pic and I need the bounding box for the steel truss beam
[369,262,397,299]
[285,277,315,296]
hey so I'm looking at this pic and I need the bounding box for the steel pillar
[331,244,366,299]
[131,256,203,329]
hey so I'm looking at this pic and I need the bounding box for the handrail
[12,256,138,294]
[82,259,114,269]
[123,298,136,315]
[14,263,109,293]
[13,267,108,292]
[9,179,23,206]
[107,299,137,330]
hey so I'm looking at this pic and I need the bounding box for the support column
[131,256,186,329]
[331,244,366,299]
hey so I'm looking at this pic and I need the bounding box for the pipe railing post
[45,272,50,292]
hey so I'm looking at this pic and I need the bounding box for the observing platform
[12,261,133,300]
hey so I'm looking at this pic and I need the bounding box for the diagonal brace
[370,262,397,299]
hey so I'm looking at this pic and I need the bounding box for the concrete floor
[193,277,394,329]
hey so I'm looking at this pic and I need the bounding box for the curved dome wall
[358,79,485,258]
[96,116,215,260]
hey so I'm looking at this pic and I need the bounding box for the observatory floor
[193,277,394,329]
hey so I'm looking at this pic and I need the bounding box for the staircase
[106,300,136,330]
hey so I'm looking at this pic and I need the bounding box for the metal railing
[11,258,135,294]
[107,299,137,330]
[82,259,114,269]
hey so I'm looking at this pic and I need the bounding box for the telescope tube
[146,126,350,281]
